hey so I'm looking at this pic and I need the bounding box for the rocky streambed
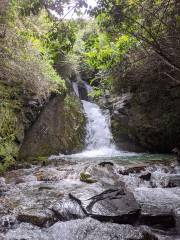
[0,155,180,240]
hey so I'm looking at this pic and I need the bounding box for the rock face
[109,78,180,152]
[19,95,85,159]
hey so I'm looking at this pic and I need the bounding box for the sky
[87,0,97,8]
[64,0,97,19]
[51,0,97,19]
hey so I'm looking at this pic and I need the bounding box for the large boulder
[19,95,85,159]
[2,218,158,240]
[71,187,140,225]
[86,188,140,224]
[134,188,180,228]
[50,194,86,221]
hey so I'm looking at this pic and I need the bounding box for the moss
[80,172,97,184]
[0,81,23,174]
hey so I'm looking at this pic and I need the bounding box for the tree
[92,0,180,81]
[16,0,88,18]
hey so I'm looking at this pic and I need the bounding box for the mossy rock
[80,172,97,184]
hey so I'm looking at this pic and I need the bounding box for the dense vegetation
[73,0,180,95]
[0,0,86,172]
[73,0,180,152]
[0,0,180,172]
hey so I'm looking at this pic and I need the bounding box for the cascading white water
[69,97,136,157]
[82,100,113,149]
[81,100,119,157]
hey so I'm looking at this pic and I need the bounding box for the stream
[0,83,180,239]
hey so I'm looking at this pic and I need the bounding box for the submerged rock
[17,208,55,227]
[139,172,151,181]
[174,208,180,234]
[119,165,147,175]
[2,223,45,240]
[98,162,114,167]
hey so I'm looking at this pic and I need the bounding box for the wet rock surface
[17,209,56,227]
[1,218,158,240]
[0,157,180,239]
[50,194,86,221]
[85,188,140,224]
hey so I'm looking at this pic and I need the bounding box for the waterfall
[82,100,116,150]
[69,80,135,158]
[79,99,121,157]
[52,79,137,159]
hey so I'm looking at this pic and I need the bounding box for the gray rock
[0,178,7,197]
[168,175,180,187]
[2,218,158,240]
[85,188,140,224]
[98,162,114,167]
[134,188,180,228]
[47,218,155,240]
[50,194,86,221]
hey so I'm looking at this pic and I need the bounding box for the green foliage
[0,84,21,173]
[92,0,180,72]
[6,2,67,94]
[71,19,137,97]
[44,20,79,63]
[9,0,88,17]
[0,0,82,173]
